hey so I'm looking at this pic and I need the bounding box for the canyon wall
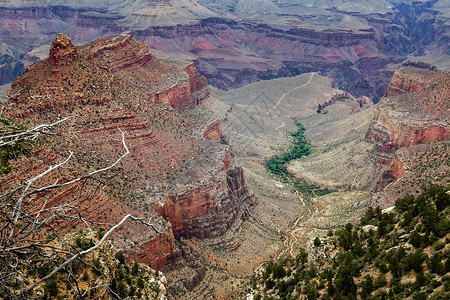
[157,163,252,239]
[4,34,254,269]
[367,67,449,192]
[1,1,449,102]
[384,67,447,97]
[368,67,450,152]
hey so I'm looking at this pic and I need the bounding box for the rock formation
[368,67,449,152]
[202,119,222,141]
[384,67,447,97]
[4,34,254,270]
[367,67,449,199]
[49,33,78,65]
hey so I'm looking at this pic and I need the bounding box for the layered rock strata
[1,1,449,102]
[368,67,450,152]
[4,34,254,269]
[367,67,449,190]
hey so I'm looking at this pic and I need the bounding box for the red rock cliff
[4,34,254,269]
[368,67,450,152]
[157,160,253,239]
[384,67,445,97]
[368,67,449,190]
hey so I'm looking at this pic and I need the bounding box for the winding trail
[267,73,315,115]
[274,192,314,261]
[275,121,285,131]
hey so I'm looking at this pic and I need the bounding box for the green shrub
[117,281,128,298]
[115,252,126,265]
[92,259,102,275]
[137,277,145,289]
[44,276,58,297]
[374,274,387,289]
[131,261,139,275]
[150,281,160,294]
[82,271,89,282]
[37,262,54,279]
[314,237,321,247]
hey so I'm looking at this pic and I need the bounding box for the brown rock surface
[368,67,450,152]
[4,34,254,270]
[366,67,450,193]
[202,119,222,141]
[385,67,447,97]
[49,33,78,65]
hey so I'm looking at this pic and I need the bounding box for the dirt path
[275,121,285,131]
[267,73,315,115]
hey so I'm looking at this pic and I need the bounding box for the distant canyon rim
[1,1,449,299]
[1,0,449,102]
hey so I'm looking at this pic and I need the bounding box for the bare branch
[10,128,129,241]
[0,117,70,147]
[82,284,110,297]
[27,128,129,194]
[24,213,163,294]
[9,152,74,239]
[1,122,165,298]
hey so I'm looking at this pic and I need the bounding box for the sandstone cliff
[384,67,448,97]
[4,34,254,270]
[368,67,449,152]
[367,67,449,201]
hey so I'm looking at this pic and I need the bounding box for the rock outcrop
[384,67,446,97]
[367,67,450,192]
[4,34,254,270]
[202,119,222,141]
[157,164,252,239]
[317,92,373,114]
[49,33,78,65]
[368,67,450,152]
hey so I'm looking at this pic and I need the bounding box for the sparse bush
[44,276,58,297]
[115,252,126,264]
[82,271,89,282]
[131,261,139,275]
[314,237,321,247]
[92,259,102,275]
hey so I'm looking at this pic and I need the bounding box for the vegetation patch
[249,185,450,299]
[265,121,333,198]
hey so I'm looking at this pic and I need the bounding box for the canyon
[1,0,449,102]
[9,51,445,297]
[3,34,255,276]
[286,65,449,206]
[194,62,448,297]
[0,1,449,299]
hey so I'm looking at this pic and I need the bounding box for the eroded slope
[4,34,254,272]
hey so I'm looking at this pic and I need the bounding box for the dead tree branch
[0,119,164,299]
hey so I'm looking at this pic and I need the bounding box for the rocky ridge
[1,1,449,102]
[368,67,449,155]
[367,67,449,204]
[4,34,255,271]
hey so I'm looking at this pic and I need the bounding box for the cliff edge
[4,34,254,270]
